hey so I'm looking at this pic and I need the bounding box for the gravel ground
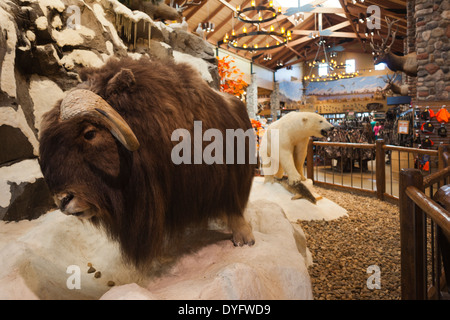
[297,186,401,300]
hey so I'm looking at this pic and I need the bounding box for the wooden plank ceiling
[171,0,407,71]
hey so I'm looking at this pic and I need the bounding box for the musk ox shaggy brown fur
[38,57,255,268]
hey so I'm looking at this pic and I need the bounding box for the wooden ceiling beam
[208,0,231,21]
[347,3,407,23]
[281,39,367,69]
[280,7,345,14]
[338,0,366,51]
[204,0,232,40]
[256,12,350,63]
[259,0,329,28]
[291,30,379,38]
[364,0,405,9]
[262,16,315,59]
[183,0,207,20]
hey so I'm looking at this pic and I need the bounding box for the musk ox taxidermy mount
[38,57,255,268]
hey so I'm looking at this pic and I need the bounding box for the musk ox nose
[59,193,74,211]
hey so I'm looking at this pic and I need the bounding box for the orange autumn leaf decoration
[217,55,248,97]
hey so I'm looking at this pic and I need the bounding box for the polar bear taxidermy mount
[259,112,334,203]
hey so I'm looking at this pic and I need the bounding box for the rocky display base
[0,201,313,300]
[0,178,349,300]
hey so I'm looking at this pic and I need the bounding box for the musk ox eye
[84,130,97,140]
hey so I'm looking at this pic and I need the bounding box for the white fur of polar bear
[259,111,334,185]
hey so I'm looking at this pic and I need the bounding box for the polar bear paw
[288,176,302,186]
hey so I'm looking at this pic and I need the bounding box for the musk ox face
[39,89,138,221]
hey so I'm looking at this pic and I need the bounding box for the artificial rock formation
[0,0,219,221]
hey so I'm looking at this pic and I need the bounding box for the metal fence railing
[306,138,446,203]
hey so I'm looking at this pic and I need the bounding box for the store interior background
[217,44,393,121]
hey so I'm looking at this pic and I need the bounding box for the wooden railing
[307,139,378,198]
[306,138,445,202]
[302,138,450,299]
[399,167,450,299]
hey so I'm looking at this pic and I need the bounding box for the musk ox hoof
[231,220,255,247]
[232,232,255,247]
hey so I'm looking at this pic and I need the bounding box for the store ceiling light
[218,1,291,52]
[303,38,357,82]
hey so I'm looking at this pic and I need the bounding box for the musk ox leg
[228,214,255,247]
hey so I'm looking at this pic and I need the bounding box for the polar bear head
[297,112,334,138]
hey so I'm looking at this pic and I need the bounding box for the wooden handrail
[384,144,439,156]
[313,141,439,154]
[313,141,375,149]
[423,166,450,188]
[308,141,448,203]
[405,186,450,236]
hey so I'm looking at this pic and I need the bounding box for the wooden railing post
[375,139,385,200]
[307,137,314,182]
[399,168,426,300]
[438,143,444,171]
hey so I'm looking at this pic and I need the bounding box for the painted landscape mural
[305,75,397,100]
[277,74,398,113]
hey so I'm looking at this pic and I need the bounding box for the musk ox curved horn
[60,89,140,151]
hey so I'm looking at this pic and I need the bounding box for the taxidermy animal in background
[195,23,205,39]
[170,17,189,31]
[259,112,333,201]
[370,17,417,77]
[39,57,255,269]
[383,72,409,96]
[126,0,201,22]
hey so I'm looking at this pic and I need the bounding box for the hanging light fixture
[202,21,215,32]
[303,39,358,83]
[202,0,215,33]
[263,53,272,61]
[236,1,279,24]
[219,1,290,52]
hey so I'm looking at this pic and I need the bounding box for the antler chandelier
[220,1,291,52]
[303,39,358,83]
